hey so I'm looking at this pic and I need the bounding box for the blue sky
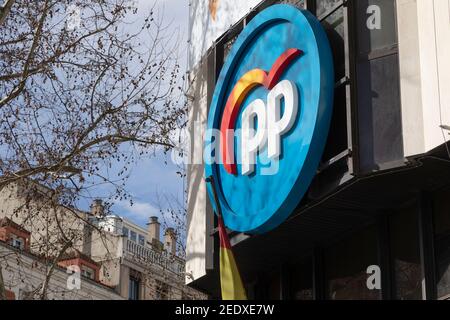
[79,0,190,228]
[113,0,189,227]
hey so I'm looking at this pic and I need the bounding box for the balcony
[123,239,184,277]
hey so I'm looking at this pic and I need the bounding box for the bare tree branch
[0,0,16,26]
[0,0,190,300]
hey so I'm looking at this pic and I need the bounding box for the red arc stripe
[219,48,302,175]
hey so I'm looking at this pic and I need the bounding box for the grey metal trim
[359,44,399,61]
[318,149,351,173]
[205,51,218,272]
[335,76,350,89]
[343,0,360,176]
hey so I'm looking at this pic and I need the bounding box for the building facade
[0,217,123,300]
[0,182,206,300]
[186,0,450,300]
[93,209,206,300]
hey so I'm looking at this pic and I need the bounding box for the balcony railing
[124,239,184,277]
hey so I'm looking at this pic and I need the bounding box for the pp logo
[221,49,301,176]
[205,5,334,233]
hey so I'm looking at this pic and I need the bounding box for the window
[325,225,380,300]
[122,226,129,238]
[129,277,140,300]
[12,238,23,249]
[9,235,24,250]
[355,0,398,55]
[130,230,137,242]
[433,187,450,300]
[389,205,423,300]
[354,0,403,172]
[313,0,403,173]
[315,0,349,163]
[81,265,95,280]
[138,234,145,246]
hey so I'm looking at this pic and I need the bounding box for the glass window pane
[130,230,137,242]
[129,277,140,300]
[357,54,403,172]
[389,205,423,300]
[81,266,95,280]
[325,225,380,300]
[433,187,450,299]
[356,0,398,55]
[321,6,345,82]
[316,3,348,162]
[138,235,145,246]
[122,226,129,238]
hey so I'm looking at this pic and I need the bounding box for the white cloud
[114,199,160,221]
[114,197,179,231]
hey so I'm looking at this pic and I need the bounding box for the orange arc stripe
[220,70,266,175]
[220,48,302,175]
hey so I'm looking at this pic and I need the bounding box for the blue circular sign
[205,5,334,234]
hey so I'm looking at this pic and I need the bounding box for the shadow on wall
[186,52,214,284]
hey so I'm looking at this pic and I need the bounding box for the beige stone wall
[0,182,88,257]
[88,230,123,289]
[0,241,123,300]
[114,242,207,300]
